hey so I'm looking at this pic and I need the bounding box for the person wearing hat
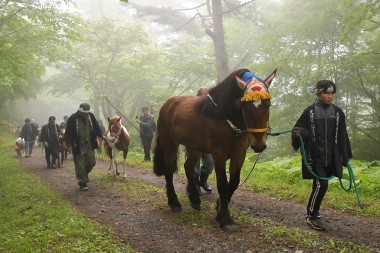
[65,103,103,191]
[291,80,352,231]
[19,118,39,157]
[39,116,61,168]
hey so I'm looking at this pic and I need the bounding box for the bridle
[208,94,269,135]
[109,123,123,143]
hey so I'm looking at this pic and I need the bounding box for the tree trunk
[211,0,229,82]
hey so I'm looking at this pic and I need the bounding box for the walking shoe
[306,215,326,231]
[79,185,88,191]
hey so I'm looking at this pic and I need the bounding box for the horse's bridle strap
[246,128,268,133]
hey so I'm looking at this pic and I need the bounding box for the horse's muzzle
[251,144,267,153]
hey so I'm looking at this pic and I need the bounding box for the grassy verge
[0,134,137,253]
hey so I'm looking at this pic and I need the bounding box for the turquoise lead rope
[268,129,363,209]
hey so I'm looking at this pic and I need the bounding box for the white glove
[43,142,49,148]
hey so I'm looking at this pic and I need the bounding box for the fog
[5,0,378,160]
[11,0,205,127]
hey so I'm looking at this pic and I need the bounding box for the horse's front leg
[214,157,236,232]
[114,149,120,176]
[184,150,202,210]
[227,153,246,202]
[122,151,128,179]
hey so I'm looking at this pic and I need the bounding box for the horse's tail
[153,136,165,176]
[103,141,112,160]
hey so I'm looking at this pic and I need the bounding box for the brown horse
[153,68,276,232]
[103,116,130,178]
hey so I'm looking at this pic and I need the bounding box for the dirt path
[20,151,379,253]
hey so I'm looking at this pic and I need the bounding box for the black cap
[49,116,56,121]
[78,103,91,113]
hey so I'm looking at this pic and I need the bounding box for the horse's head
[235,69,277,153]
[106,116,123,142]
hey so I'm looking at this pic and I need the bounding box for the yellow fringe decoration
[241,91,272,102]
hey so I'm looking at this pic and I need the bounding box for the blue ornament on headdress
[242,71,264,83]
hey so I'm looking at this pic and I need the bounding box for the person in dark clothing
[65,103,103,191]
[194,87,213,193]
[39,116,61,168]
[194,153,213,193]
[19,118,39,157]
[292,80,352,231]
[136,107,156,162]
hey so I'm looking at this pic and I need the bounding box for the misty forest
[1,0,379,161]
[1,0,380,252]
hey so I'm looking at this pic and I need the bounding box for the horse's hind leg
[184,150,202,210]
[164,148,182,212]
[164,171,181,212]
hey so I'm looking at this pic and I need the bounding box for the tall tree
[126,0,255,82]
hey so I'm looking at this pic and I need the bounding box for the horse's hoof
[191,202,201,211]
[222,223,239,233]
[116,172,120,176]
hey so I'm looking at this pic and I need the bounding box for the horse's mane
[196,68,249,120]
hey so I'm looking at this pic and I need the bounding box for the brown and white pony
[103,116,130,178]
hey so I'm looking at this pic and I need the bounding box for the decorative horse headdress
[236,69,277,102]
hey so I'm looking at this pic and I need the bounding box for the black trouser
[306,165,331,216]
[194,153,214,176]
[140,135,153,161]
[45,145,59,166]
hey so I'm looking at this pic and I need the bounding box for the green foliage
[224,0,380,160]
[0,134,136,252]
[240,153,380,215]
[0,0,84,111]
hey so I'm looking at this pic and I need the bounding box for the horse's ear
[117,116,121,122]
[264,69,277,88]
[235,75,247,90]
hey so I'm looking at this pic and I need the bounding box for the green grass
[0,134,137,253]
